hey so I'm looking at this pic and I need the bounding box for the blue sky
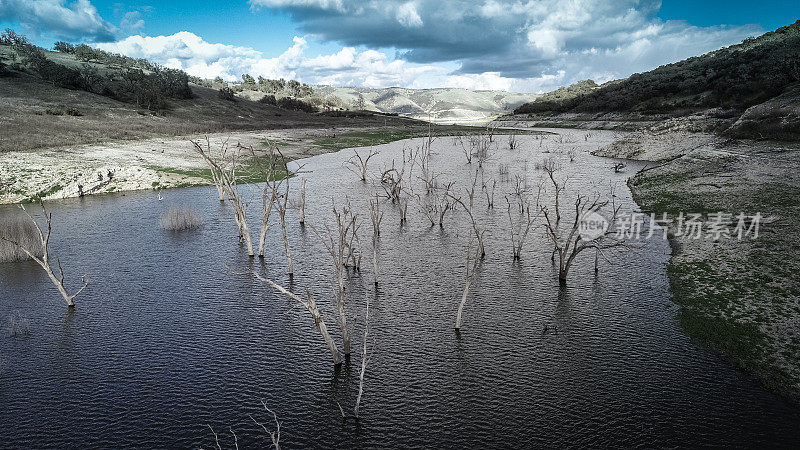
[1,1,798,92]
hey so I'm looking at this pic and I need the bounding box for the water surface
[1,130,799,448]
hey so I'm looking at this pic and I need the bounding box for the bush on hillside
[53,41,75,53]
[258,94,277,106]
[277,96,316,112]
[218,86,237,102]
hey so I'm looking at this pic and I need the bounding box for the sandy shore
[0,125,410,204]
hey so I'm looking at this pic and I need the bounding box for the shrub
[258,94,277,105]
[218,86,237,102]
[0,216,43,263]
[5,311,31,337]
[45,106,82,116]
[160,206,204,231]
[277,96,316,112]
[73,44,96,62]
[53,41,75,53]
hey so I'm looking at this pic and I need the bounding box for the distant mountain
[315,85,540,124]
[512,20,800,138]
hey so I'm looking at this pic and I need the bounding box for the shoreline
[1,124,538,205]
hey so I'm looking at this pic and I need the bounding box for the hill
[314,85,540,124]
[511,20,800,139]
[0,31,414,153]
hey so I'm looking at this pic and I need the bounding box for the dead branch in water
[455,227,482,330]
[299,178,307,225]
[354,295,370,419]
[0,203,87,307]
[254,273,342,365]
[191,139,255,256]
[311,203,362,355]
[368,195,383,285]
[446,170,486,259]
[346,148,378,182]
[540,183,626,285]
[505,195,539,260]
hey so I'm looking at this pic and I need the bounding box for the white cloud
[95,31,577,92]
[397,2,423,28]
[0,0,118,41]
[251,0,760,84]
[120,11,144,32]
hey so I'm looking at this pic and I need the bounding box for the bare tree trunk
[279,211,293,277]
[299,178,306,225]
[255,274,342,365]
[0,203,88,307]
[454,230,479,330]
[354,296,369,419]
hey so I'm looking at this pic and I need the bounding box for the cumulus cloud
[249,0,761,88]
[120,11,145,32]
[0,0,118,41]
[94,31,555,91]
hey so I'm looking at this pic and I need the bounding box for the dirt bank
[603,130,800,401]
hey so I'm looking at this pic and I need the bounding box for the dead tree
[272,171,294,277]
[299,178,307,225]
[458,136,473,164]
[541,158,564,222]
[379,162,405,204]
[251,402,281,450]
[368,195,383,285]
[192,139,255,256]
[347,149,378,182]
[354,296,370,419]
[438,182,456,227]
[313,204,361,355]
[0,203,87,307]
[505,196,538,260]
[508,133,518,150]
[254,153,279,259]
[540,189,623,285]
[482,178,496,209]
[446,171,486,258]
[254,274,342,365]
[455,228,481,330]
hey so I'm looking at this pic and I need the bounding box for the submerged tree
[191,139,255,256]
[312,203,361,356]
[0,203,87,307]
[455,227,482,330]
[540,182,624,285]
[346,149,378,182]
[255,274,342,366]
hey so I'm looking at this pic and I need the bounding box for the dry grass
[5,311,31,337]
[0,215,42,262]
[160,206,204,231]
[0,75,417,154]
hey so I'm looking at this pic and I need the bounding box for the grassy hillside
[0,31,417,153]
[314,85,540,123]
[513,20,800,135]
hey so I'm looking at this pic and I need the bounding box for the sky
[1,0,798,92]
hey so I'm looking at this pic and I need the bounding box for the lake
[2,130,799,448]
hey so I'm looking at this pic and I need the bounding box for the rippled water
[1,130,799,448]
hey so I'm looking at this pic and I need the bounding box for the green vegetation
[631,158,800,399]
[515,20,800,118]
[149,157,290,186]
[313,126,540,152]
[23,183,62,203]
[1,29,193,111]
